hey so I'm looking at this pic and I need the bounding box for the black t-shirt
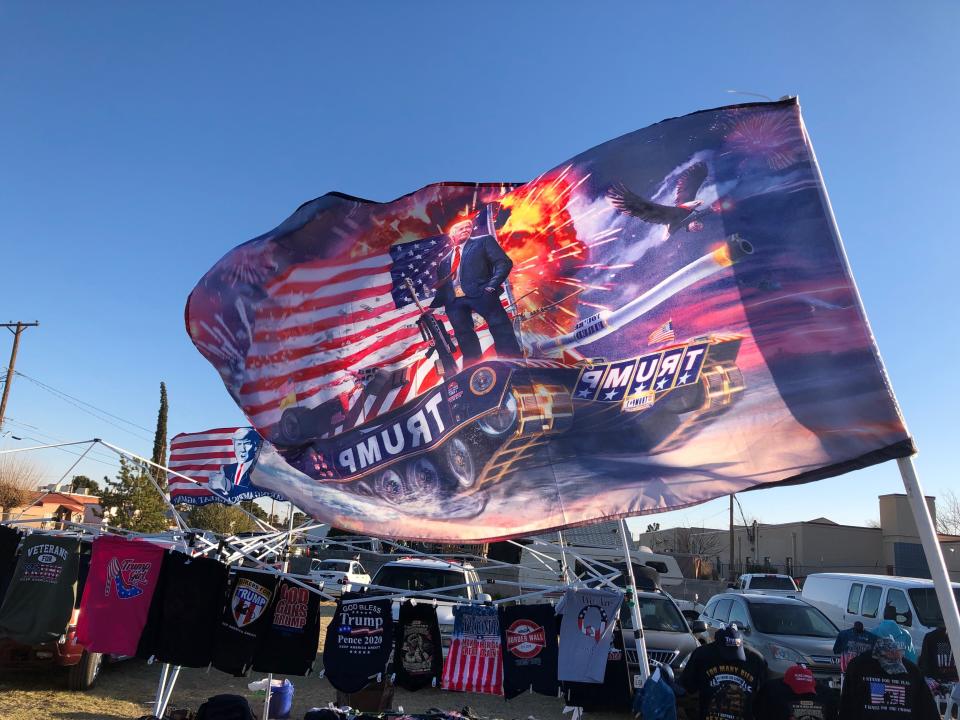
[839,654,939,720]
[212,569,279,676]
[680,640,767,720]
[138,552,230,667]
[754,678,837,720]
[0,525,22,605]
[918,626,957,683]
[252,578,323,675]
[563,626,632,711]
[393,601,443,691]
[500,603,559,699]
[322,594,393,693]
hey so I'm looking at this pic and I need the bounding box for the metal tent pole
[897,457,960,666]
[263,503,296,720]
[618,518,650,685]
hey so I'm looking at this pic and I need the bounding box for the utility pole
[0,321,39,432]
[729,494,735,582]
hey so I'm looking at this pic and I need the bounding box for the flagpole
[896,457,960,667]
[263,502,296,720]
[618,518,650,685]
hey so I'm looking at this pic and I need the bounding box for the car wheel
[67,650,103,691]
[405,457,442,500]
[441,437,476,489]
[278,407,310,444]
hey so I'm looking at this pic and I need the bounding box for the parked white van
[801,573,960,649]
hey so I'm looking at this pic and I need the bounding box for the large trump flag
[186,99,913,541]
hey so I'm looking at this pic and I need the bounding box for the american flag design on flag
[647,319,675,345]
[238,236,503,436]
[442,605,504,696]
[166,427,283,505]
[869,679,906,706]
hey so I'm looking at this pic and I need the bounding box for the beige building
[634,494,960,582]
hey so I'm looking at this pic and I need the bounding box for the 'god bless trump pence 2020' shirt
[322,595,393,693]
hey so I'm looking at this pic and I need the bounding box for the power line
[14,371,153,441]
[1,418,121,470]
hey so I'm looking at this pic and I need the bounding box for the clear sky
[1,2,957,533]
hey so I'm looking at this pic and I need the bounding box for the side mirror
[690,621,707,634]
[896,612,912,627]
[477,593,493,603]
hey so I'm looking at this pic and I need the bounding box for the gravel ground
[0,604,637,720]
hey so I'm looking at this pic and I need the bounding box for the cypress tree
[150,382,168,488]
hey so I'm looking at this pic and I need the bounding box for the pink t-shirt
[76,535,164,655]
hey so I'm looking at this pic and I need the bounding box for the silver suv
[699,593,841,690]
[623,589,705,688]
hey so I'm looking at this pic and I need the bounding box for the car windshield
[635,596,688,632]
[750,602,837,637]
[372,565,471,599]
[316,560,350,571]
[908,588,960,627]
[749,576,796,590]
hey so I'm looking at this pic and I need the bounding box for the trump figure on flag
[427,210,522,364]
[207,427,263,499]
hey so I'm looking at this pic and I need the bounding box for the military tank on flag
[276,235,753,513]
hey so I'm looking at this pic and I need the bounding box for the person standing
[839,637,939,719]
[427,210,522,364]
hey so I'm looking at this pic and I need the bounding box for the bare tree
[936,489,960,536]
[675,527,725,578]
[865,518,882,529]
[0,455,43,512]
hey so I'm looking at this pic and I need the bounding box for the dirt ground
[0,605,634,720]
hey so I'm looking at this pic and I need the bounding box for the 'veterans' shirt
[557,588,623,683]
[322,595,393,693]
[755,677,838,720]
[253,578,323,676]
[76,535,165,655]
[137,551,229,667]
[680,640,767,720]
[918,626,957,683]
[499,603,558,699]
[212,570,278,676]
[441,604,503,696]
[838,653,939,719]
[834,627,878,672]
[0,535,80,645]
[393,601,443,691]
[563,626,632,711]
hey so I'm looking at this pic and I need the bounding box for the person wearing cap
[874,604,918,663]
[426,210,522,364]
[207,427,263,499]
[680,623,767,720]
[754,664,837,720]
[839,636,939,719]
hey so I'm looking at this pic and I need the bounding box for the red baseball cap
[784,664,816,695]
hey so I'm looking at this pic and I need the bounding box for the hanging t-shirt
[0,534,80,645]
[393,600,443,691]
[499,603,558,699]
[138,552,229,667]
[564,626,632,711]
[755,678,838,720]
[557,587,623,683]
[76,535,165,655]
[679,637,768,720]
[838,653,939,719]
[0,525,22,605]
[322,595,393,693]
[212,569,278,676]
[441,604,503,696]
[252,578,323,675]
[918,626,957,683]
[833,627,878,672]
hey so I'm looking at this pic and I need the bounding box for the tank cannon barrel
[535,235,753,353]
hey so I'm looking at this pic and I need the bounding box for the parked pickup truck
[731,573,799,597]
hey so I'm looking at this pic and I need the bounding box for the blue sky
[1,2,956,532]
